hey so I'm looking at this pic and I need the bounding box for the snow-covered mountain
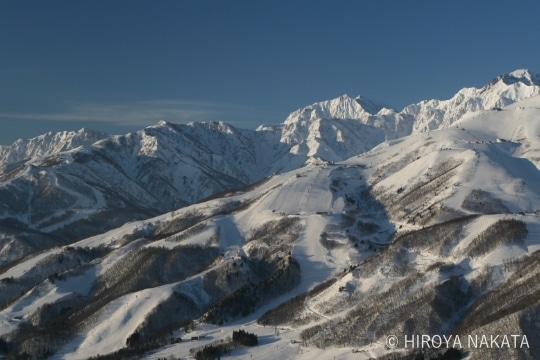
[0,128,109,168]
[277,68,540,157]
[1,69,540,359]
[407,69,540,132]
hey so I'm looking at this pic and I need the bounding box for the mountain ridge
[0,69,539,253]
[2,69,539,164]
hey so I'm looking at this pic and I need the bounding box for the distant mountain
[406,68,540,132]
[0,128,108,167]
[277,68,540,154]
[0,121,284,251]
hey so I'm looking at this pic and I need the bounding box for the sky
[1,0,540,145]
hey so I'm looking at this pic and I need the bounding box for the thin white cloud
[0,99,255,126]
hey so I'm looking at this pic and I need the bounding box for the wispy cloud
[0,99,255,126]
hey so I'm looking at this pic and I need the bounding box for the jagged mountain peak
[406,68,540,133]
[353,95,388,115]
[150,120,239,136]
[490,68,540,87]
[284,93,384,126]
[187,120,238,134]
[156,120,170,127]
[480,69,540,94]
[0,127,109,167]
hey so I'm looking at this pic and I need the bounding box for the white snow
[56,286,174,360]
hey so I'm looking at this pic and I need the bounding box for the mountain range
[1,69,540,360]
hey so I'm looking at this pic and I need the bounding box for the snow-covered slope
[407,69,540,133]
[278,69,540,158]
[282,94,384,125]
[1,69,540,359]
[0,121,287,262]
[0,128,108,167]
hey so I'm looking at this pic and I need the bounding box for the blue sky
[1,0,539,145]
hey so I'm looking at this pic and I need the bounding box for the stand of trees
[232,329,258,346]
[192,330,258,360]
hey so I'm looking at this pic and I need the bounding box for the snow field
[56,286,174,360]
